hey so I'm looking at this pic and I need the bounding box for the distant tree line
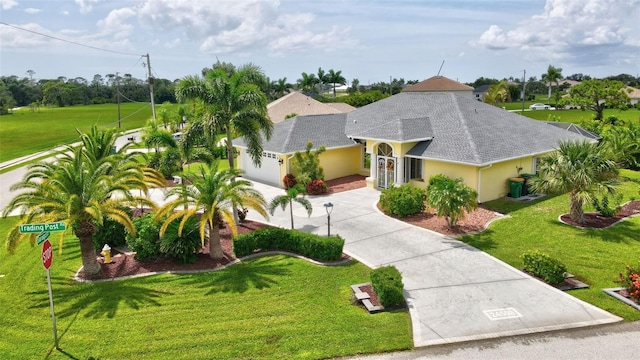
[0,73,178,114]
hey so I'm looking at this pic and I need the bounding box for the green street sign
[19,222,66,234]
[36,231,50,245]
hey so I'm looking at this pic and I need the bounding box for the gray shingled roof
[233,113,355,154]
[234,92,593,165]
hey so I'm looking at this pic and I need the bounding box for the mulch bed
[80,220,271,281]
[358,283,382,307]
[560,200,640,228]
[325,174,366,194]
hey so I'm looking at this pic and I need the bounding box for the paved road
[343,321,640,359]
[244,182,622,347]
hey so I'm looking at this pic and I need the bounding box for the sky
[1,0,639,86]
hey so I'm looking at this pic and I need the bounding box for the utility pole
[116,72,121,128]
[521,69,526,112]
[146,53,156,120]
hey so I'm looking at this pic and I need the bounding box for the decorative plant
[522,251,567,285]
[619,265,640,303]
[306,179,327,195]
[379,184,425,217]
[592,193,623,217]
[282,173,297,189]
[291,141,326,185]
[426,174,478,228]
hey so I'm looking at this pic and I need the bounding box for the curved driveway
[246,182,621,347]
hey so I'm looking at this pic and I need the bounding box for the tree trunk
[74,223,101,278]
[289,198,294,229]
[208,221,224,260]
[226,125,240,226]
[569,191,585,224]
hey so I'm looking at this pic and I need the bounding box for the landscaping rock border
[603,287,640,311]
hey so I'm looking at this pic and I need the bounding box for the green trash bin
[508,177,524,198]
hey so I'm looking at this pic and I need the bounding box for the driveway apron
[246,182,621,347]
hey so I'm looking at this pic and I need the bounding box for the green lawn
[0,217,412,359]
[461,169,640,321]
[0,103,154,162]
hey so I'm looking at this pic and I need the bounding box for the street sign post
[41,239,59,349]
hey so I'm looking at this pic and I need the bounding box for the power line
[0,22,142,57]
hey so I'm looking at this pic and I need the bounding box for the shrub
[306,179,327,195]
[619,265,640,303]
[282,173,297,189]
[426,174,477,227]
[93,207,132,252]
[159,216,203,264]
[233,228,344,261]
[370,266,405,308]
[522,251,567,285]
[291,141,325,184]
[379,184,426,217]
[126,213,162,260]
[592,194,622,217]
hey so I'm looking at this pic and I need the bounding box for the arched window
[377,143,393,157]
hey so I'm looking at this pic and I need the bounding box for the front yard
[0,216,411,359]
[461,169,640,321]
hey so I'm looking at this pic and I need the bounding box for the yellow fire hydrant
[101,244,112,264]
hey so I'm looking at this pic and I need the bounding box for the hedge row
[370,265,405,307]
[233,228,344,261]
[522,251,567,285]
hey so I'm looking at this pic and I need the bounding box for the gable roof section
[233,113,354,154]
[545,122,601,140]
[403,75,474,92]
[473,84,490,94]
[326,102,356,113]
[349,117,434,142]
[267,91,342,123]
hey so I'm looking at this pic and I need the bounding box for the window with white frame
[404,157,423,181]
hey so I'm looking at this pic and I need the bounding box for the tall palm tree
[155,166,268,259]
[268,183,312,229]
[175,63,272,171]
[327,69,346,97]
[529,140,618,224]
[273,77,291,98]
[542,65,563,105]
[3,134,164,278]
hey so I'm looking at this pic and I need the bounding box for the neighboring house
[234,88,593,203]
[326,102,356,113]
[559,79,581,92]
[267,91,349,124]
[473,85,490,102]
[403,75,474,98]
[624,86,640,106]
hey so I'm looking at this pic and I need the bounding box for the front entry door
[377,156,395,189]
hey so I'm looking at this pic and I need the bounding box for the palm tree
[542,65,563,105]
[268,183,312,229]
[426,175,478,228]
[155,165,268,259]
[529,140,618,224]
[297,72,319,93]
[274,77,291,98]
[3,131,164,278]
[175,63,272,171]
[326,69,346,97]
[483,81,510,106]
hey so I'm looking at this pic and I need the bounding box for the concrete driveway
[246,182,621,347]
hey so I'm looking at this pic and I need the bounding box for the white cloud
[75,0,98,14]
[96,7,136,39]
[0,22,53,47]
[0,0,17,10]
[472,0,640,66]
[135,0,354,55]
[24,8,42,14]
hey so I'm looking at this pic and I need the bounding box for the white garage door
[240,150,281,186]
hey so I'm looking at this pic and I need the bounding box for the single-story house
[473,85,490,102]
[403,75,474,98]
[267,91,354,124]
[234,84,593,203]
[624,86,640,106]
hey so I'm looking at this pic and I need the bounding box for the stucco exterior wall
[420,159,478,190]
[318,146,362,180]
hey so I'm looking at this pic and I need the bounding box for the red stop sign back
[42,239,53,270]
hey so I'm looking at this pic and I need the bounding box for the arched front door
[377,143,395,189]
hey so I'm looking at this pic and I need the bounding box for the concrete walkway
[243,182,621,347]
